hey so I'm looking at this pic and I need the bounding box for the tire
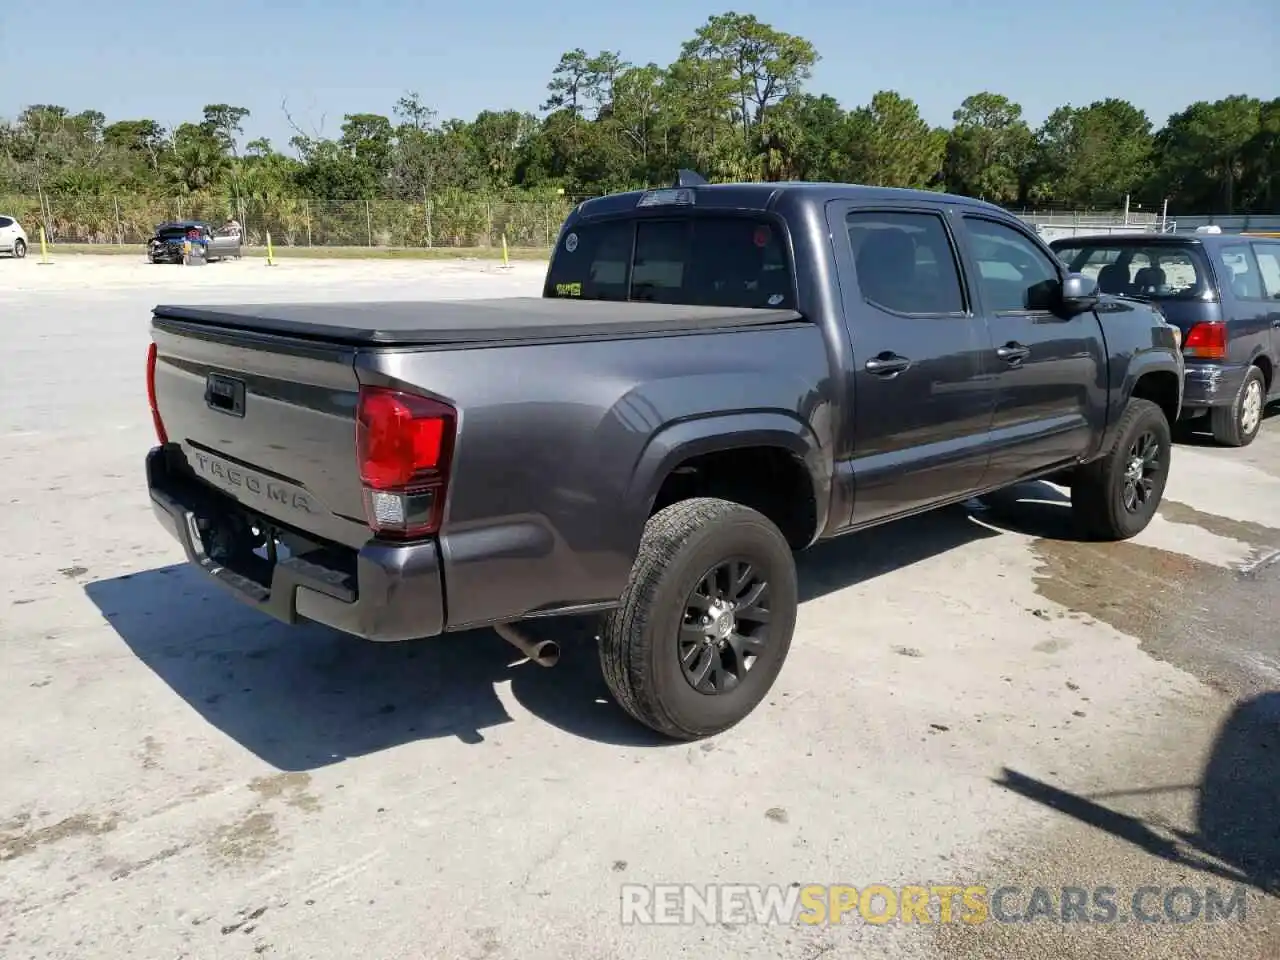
[13,238,26,259]
[1070,397,1171,541]
[599,497,798,741]
[1210,366,1266,448]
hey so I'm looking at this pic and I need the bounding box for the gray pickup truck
[144,176,1184,741]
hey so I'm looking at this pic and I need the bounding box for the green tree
[943,92,1034,203]
[1152,96,1262,213]
[847,91,946,189]
[678,12,818,142]
[1032,99,1153,206]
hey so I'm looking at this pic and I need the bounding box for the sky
[3,0,1277,151]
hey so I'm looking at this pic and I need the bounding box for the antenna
[673,169,708,188]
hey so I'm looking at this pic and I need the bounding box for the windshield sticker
[564,232,579,253]
[555,282,582,297]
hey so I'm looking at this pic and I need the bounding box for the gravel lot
[3,255,1278,960]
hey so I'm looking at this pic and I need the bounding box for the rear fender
[621,411,831,549]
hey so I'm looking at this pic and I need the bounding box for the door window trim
[960,213,1065,317]
[842,205,972,319]
[1245,241,1280,301]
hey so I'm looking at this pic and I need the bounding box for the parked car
[147,220,242,263]
[143,175,1183,741]
[1051,228,1279,447]
[0,215,28,258]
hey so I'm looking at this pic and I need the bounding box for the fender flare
[621,410,832,549]
[1105,350,1184,452]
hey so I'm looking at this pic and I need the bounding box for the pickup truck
[1050,229,1279,447]
[144,176,1184,741]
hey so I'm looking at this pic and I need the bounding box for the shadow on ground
[1175,401,1280,447]
[86,482,1071,770]
[995,692,1280,896]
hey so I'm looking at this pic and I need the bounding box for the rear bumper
[1180,361,1249,413]
[146,445,445,641]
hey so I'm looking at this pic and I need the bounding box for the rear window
[1052,241,1212,300]
[158,225,203,239]
[545,215,795,309]
[0,216,13,228]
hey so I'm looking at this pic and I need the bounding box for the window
[1220,243,1266,300]
[1052,240,1211,299]
[1251,242,1280,300]
[0,217,13,228]
[543,215,795,309]
[964,217,1060,312]
[846,211,964,315]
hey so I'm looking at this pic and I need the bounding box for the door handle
[864,353,912,375]
[996,343,1032,364]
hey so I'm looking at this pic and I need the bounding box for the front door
[831,203,997,526]
[955,213,1107,488]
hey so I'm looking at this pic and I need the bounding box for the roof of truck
[574,181,1011,220]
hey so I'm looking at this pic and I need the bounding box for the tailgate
[151,318,370,549]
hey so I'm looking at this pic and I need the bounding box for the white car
[0,215,28,258]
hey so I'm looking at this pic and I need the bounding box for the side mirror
[1059,272,1100,315]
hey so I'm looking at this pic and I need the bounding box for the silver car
[0,215,28,258]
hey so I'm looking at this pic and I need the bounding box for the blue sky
[4,0,1277,150]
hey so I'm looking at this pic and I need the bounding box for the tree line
[2,11,1276,222]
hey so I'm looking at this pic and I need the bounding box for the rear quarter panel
[359,325,835,630]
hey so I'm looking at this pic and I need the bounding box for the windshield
[544,214,796,310]
[157,225,202,240]
[1051,241,1213,300]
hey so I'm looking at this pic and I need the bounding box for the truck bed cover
[151,297,804,347]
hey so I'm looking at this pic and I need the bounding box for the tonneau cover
[151,297,804,346]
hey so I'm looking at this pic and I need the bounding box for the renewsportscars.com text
[620,883,1251,926]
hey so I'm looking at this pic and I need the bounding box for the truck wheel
[599,497,798,741]
[1070,398,1171,541]
[1210,366,1266,448]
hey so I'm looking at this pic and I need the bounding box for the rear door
[956,213,1107,486]
[1247,239,1280,395]
[1214,240,1276,377]
[209,227,238,258]
[829,202,997,524]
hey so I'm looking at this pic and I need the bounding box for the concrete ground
[2,255,1277,960]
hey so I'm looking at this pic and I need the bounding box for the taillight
[1182,322,1226,360]
[146,341,168,444]
[356,385,456,539]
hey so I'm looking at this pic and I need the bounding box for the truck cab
[1051,229,1279,447]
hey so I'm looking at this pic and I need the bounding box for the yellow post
[266,232,276,266]
[38,226,52,264]
[501,233,510,268]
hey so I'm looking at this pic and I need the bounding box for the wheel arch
[624,412,832,551]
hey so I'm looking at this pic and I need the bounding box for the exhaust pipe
[494,623,560,667]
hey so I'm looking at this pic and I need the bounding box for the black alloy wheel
[678,558,772,695]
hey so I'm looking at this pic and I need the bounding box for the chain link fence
[0,193,583,249]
